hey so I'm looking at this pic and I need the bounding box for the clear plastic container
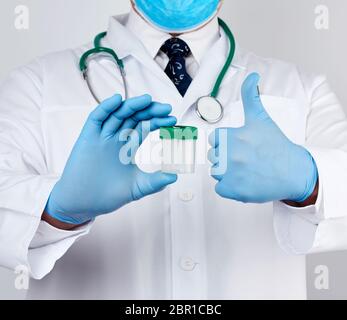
[160,126,198,174]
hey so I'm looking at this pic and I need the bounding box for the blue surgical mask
[133,0,220,33]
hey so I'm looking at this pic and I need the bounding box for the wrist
[45,196,90,227]
[41,212,85,230]
[288,147,319,203]
[284,180,319,207]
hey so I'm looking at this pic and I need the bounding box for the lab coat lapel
[105,16,182,97]
[178,32,242,122]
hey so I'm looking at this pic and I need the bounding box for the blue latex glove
[45,94,177,225]
[208,73,318,204]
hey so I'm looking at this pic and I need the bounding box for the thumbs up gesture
[208,73,318,204]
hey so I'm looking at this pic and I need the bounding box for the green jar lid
[160,126,198,140]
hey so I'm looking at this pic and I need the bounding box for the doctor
[0,0,347,300]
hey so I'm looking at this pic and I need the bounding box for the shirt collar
[125,7,221,65]
[105,12,246,69]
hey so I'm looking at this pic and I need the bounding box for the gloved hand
[45,94,177,225]
[208,73,318,204]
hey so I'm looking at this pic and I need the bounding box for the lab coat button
[180,257,197,271]
[179,191,194,202]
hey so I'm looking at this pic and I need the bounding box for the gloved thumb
[241,73,269,124]
[134,171,178,199]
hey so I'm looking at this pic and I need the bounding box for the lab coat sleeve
[273,71,347,255]
[0,61,90,279]
[28,221,91,279]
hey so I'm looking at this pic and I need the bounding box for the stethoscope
[79,18,235,124]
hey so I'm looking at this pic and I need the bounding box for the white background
[0,0,346,299]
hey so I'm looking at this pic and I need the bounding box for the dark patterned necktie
[160,38,193,97]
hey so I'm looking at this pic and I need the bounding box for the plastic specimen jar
[160,126,198,174]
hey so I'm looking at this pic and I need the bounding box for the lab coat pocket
[223,95,307,145]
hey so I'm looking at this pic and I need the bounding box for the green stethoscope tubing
[79,32,128,102]
[79,18,235,108]
[211,18,235,98]
[80,33,124,73]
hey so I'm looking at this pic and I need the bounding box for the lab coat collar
[125,8,170,60]
[105,14,172,90]
[105,14,146,61]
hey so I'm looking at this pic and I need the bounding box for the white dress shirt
[126,8,220,78]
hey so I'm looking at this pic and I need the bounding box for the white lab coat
[1,14,347,300]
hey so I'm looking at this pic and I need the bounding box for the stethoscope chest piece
[195,96,224,124]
